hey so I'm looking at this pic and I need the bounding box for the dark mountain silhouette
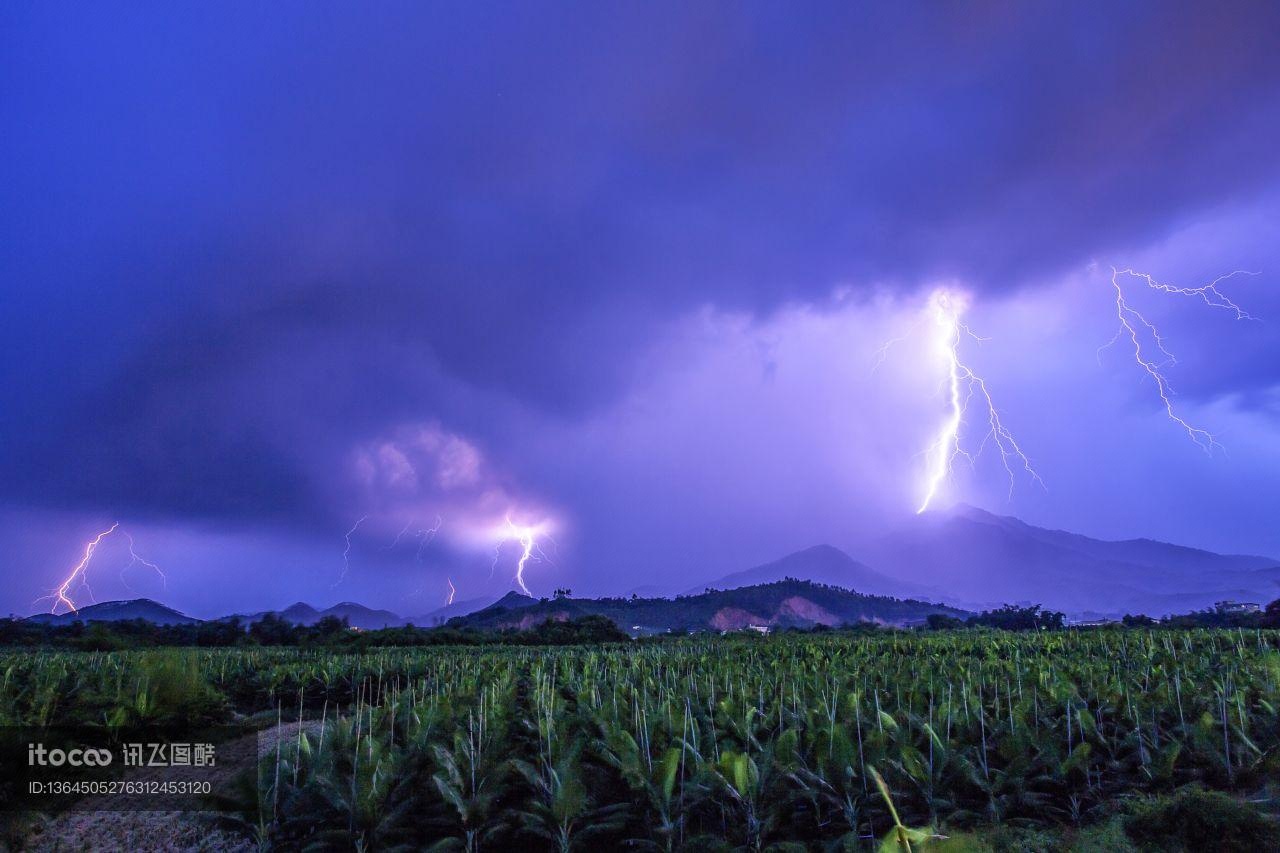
[448,580,964,635]
[473,591,538,615]
[690,544,933,599]
[278,602,321,624]
[26,599,200,626]
[235,601,407,629]
[320,602,405,629]
[860,503,1280,617]
[407,595,501,626]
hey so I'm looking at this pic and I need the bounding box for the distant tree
[968,604,1064,631]
[1262,598,1280,629]
[196,617,248,646]
[520,615,629,645]
[249,613,299,645]
[926,613,965,630]
[1122,614,1157,628]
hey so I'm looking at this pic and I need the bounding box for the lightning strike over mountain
[40,523,119,614]
[1101,266,1259,453]
[914,289,1042,514]
[333,515,368,587]
[492,515,554,595]
[446,577,456,606]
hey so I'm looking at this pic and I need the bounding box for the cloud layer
[3,3,1279,614]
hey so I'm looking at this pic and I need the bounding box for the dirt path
[18,721,322,853]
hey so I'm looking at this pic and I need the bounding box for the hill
[448,580,964,635]
[26,599,200,626]
[861,504,1280,617]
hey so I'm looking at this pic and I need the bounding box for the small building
[1214,601,1261,615]
[746,624,770,635]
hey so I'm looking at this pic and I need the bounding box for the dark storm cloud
[3,1,1280,530]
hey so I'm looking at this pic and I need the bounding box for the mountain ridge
[860,504,1280,617]
[447,579,965,635]
[687,544,936,599]
[18,508,1278,625]
[25,598,201,626]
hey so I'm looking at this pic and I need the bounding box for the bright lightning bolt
[1100,266,1259,453]
[333,515,368,587]
[914,290,1042,514]
[39,523,119,614]
[510,522,536,596]
[492,514,553,596]
[446,577,456,606]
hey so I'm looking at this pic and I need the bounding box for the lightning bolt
[915,290,1042,514]
[870,319,923,374]
[119,532,165,592]
[492,514,553,596]
[406,516,445,599]
[415,515,443,562]
[38,523,119,614]
[1100,266,1258,453]
[382,519,414,550]
[333,515,368,587]
[446,577,456,606]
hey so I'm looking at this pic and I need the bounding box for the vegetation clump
[1123,788,1280,852]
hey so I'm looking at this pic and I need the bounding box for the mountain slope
[690,544,932,599]
[320,602,405,629]
[449,580,964,634]
[26,599,201,626]
[407,595,500,626]
[861,504,1280,617]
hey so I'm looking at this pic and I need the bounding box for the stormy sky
[4,2,1280,617]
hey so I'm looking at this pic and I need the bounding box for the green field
[4,630,1280,851]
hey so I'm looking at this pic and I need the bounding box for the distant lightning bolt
[870,319,923,374]
[446,577,456,606]
[1100,266,1259,453]
[39,523,119,614]
[382,520,414,550]
[119,532,165,591]
[415,515,443,562]
[406,516,445,599]
[333,515,368,587]
[914,290,1042,514]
